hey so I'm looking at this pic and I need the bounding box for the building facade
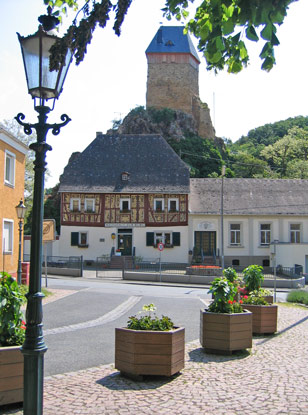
[0,127,28,277]
[189,178,308,271]
[58,134,190,262]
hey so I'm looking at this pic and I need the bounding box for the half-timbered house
[58,133,190,262]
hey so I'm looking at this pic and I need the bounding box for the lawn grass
[20,284,52,304]
[287,289,308,306]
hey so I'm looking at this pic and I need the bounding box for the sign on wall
[197,221,216,231]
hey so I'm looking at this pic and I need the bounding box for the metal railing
[23,254,83,270]
[129,258,188,274]
[230,265,302,279]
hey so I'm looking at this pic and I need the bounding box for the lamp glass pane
[22,37,40,92]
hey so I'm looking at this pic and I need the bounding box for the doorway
[194,231,216,256]
[117,229,132,256]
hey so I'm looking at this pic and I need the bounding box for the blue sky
[1,0,307,187]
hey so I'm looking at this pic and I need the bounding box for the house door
[117,229,132,256]
[194,231,216,256]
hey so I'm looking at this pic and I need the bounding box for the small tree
[243,265,264,292]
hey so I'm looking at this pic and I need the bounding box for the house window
[230,224,241,245]
[154,198,164,212]
[260,224,271,245]
[232,259,240,266]
[121,172,130,181]
[3,220,13,254]
[71,231,88,247]
[290,224,301,243]
[146,232,180,247]
[4,151,15,187]
[263,259,270,267]
[85,198,95,213]
[120,198,130,212]
[168,198,179,212]
[70,198,80,212]
[154,232,172,246]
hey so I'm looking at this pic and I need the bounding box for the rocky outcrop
[108,108,203,141]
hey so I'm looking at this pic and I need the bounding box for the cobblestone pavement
[2,296,308,414]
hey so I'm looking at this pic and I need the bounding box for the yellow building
[0,126,28,278]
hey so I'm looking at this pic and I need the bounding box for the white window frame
[290,223,301,243]
[120,198,131,212]
[3,219,14,254]
[168,198,179,212]
[4,150,16,187]
[154,231,172,246]
[84,198,95,213]
[229,223,241,246]
[70,198,81,212]
[260,223,271,246]
[154,198,164,212]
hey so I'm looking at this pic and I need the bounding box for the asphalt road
[42,277,288,377]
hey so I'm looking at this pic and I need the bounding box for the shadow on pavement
[96,371,180,390]
[188,347,250,363]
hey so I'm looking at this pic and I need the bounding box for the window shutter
[146,232,154,246]
[173,232,180,246]
[71,232,79,246]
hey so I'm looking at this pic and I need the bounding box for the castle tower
[146,26,215,139]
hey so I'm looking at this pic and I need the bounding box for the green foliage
[223,267,238,283]
[287,289,308,305]
[168,135,223,178]
[243,265,264,292]
[0,273,25,346]
[148,107,176,125]
[46,0,296,73]
[241,290,269,305]
[208,277,242,314]
[127,303,174,331]
[164,0,295,72]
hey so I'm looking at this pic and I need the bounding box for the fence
[132,258,188,275]
[231,265,302,280]
[23,254,83,276]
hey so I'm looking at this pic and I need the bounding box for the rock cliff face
[107,107,223,148]
[108,107,207,141]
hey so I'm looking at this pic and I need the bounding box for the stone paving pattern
[2,302,308,414]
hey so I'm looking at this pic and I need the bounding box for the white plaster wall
[274,243,308,269]
[133,226,189,263]
[58,225,189,262]
[59,226,117,260]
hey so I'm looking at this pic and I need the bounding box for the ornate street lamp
[15,199,26,285]
[15,9,72,415]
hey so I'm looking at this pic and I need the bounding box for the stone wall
[146,54,215,139]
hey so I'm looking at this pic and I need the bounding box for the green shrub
[243,265,264,292]
[223,267,238,283]
[287,290,308,305]
[208,277,243,314]
[127,304,174,331]
[0,273,25,346]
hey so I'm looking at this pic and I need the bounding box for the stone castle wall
[146,53,215,139]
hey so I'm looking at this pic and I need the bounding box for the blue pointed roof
[146,26,200,63]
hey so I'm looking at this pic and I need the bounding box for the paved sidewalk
[2,303,308,414]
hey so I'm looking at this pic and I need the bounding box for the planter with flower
[115,304,185,378]
[0,273,25,406]
[200,277,252,354]
[240,265,277,334]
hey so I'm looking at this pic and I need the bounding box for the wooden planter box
[241,304,278,334]
[0,346,23,406]
[200,309,252,353]
[115,327,185,377]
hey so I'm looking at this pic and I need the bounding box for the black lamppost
[15,9,72,415]
[15,199,26,285]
